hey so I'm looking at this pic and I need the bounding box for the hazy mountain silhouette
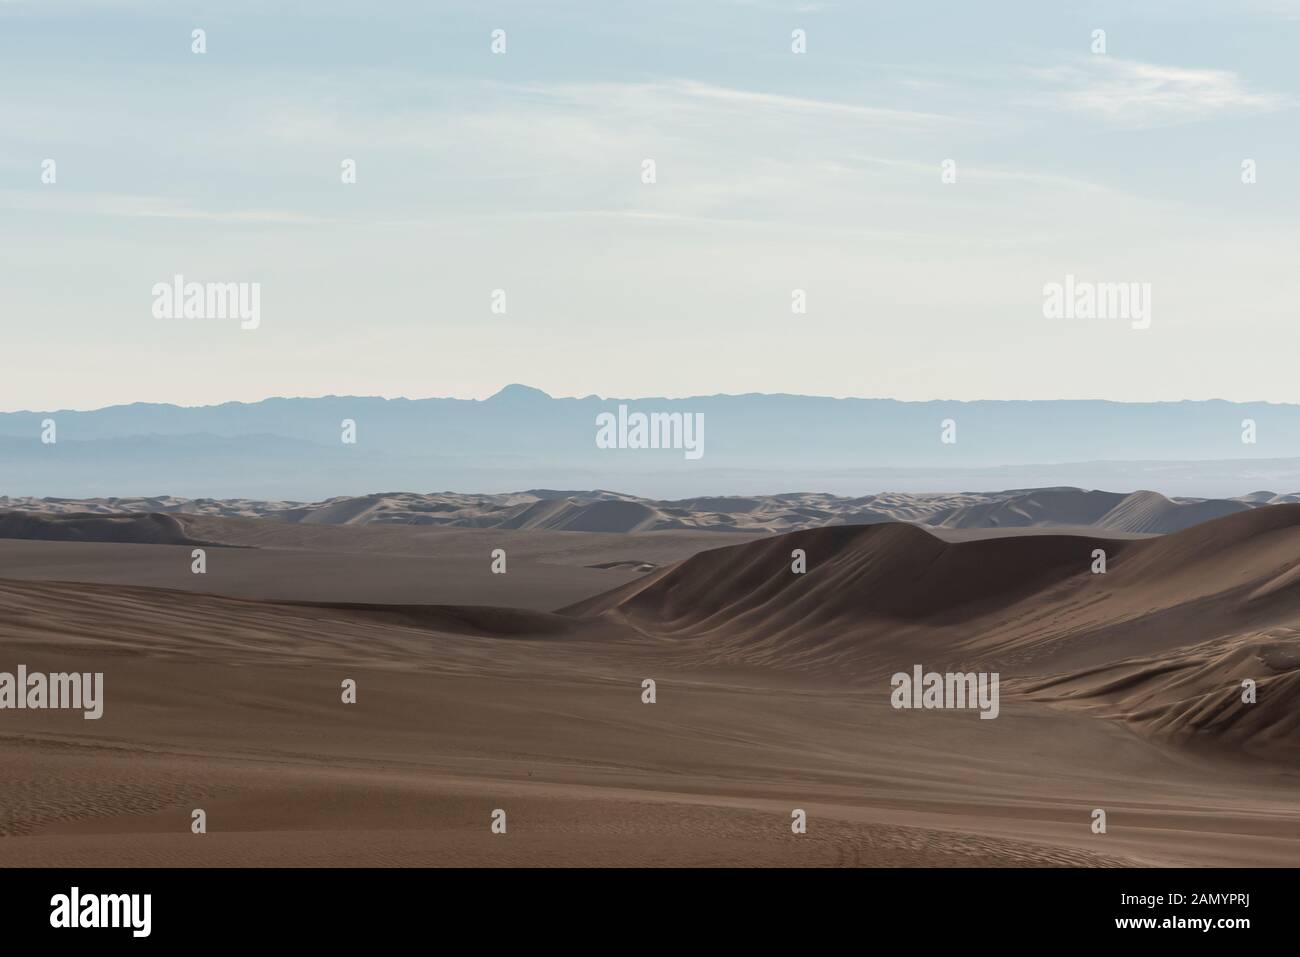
[3,386,1299,499]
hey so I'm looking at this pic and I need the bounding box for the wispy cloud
[838,154,1126,196]
[0,189,339,225]
[1031,57,1293,127]
[670,80,958,127]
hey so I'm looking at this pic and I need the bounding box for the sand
[1,504,1298,867]
[5,485,1298,535]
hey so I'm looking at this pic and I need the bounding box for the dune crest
[564,506,1300,756]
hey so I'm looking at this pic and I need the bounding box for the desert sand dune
[561,507,1300,761]
[4,485,1294,536]
[934,488,1130,528]
[2,505,1298,867]
[1,574,1298,867]
[0,511,207,546]
[496,498,670,533]
[1095,489,1252,534]
[1021,629,1300,759]
[569,506,1300,678]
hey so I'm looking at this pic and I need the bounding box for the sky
[2,0,1299,411]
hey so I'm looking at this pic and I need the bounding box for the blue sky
[2,0,1298,410]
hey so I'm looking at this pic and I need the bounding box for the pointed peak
[487,384,552,402]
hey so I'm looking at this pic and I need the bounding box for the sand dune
[1021,629,1300,759]
[4,485,1294,537]
[934,487,1129,528]
[1094,489,1252,534]
[3,503,1298,866]
[563,506,1300,759]
[2,569,1298,867]
[495,498,671,533]
[0,511,207,546]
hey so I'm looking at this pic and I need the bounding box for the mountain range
[3,385,1300,499]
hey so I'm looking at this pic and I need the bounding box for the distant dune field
[5,484,1297,534]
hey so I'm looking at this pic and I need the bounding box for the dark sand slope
[0,511,209,546]
[1,508,1298,866]
[1022,630,1300,759]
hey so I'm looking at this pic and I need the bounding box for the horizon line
[2,385,1296,417]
